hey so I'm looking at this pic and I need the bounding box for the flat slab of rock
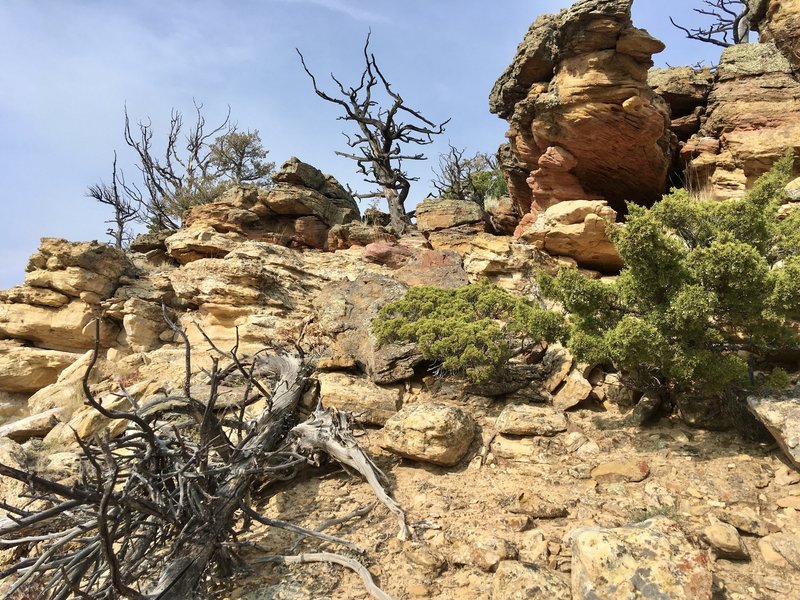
[591,460,650,483]
[0,342,80,393]
[317,372,401,425]
[381,403,474,466]
[0,407,61,442]
[571,517,713,599]
[415,198,484,233]
[492,561,570,600]
[495,404,567,436]
[747,393,800,470]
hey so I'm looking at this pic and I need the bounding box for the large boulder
[313,273,422,384]
[571,517,713,599]
[415,198,485,233]
[316,372,401,425]
[490,0,672,221]
[381,403,475,466]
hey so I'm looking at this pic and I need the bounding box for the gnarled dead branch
[0,316,408,600]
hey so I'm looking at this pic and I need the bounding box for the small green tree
[540,151,800,404]
[373,281,564,384]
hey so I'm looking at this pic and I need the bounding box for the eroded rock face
[490,0,671,221]
[415,198,485,233]
[751,0,800,71]
[683,42,800,199]
[316,372,401,425]
[649,66,714,142]
[0,342,80,393]
[571,517,713,599]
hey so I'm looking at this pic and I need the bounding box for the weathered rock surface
[516,199,622,271]
[0,301,119,352]
[751,0,800,71]
[0,342,79,393]
[449,535,517,572]
[490,0,671,224]
[381,403,475,466]
[484,196,520,235]
[748,393,800,470]
[591,459,650,483]
[314,274,422,384]
[317,372,401,425]
[416,198,485,233]
[0,407,61,442]
[492,560,570,599]
[180,158,359,252]
[702,520,749,560]
[495,404,568,436]
[426,232,557,295]
[571,518,713,599]
[648,67,713,141]
[683,42,800,199]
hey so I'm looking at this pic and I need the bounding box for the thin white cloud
[272,0,388,23]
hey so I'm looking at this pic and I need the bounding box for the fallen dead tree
[0,316,410,599]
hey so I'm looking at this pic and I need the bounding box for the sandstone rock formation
[748,392,800,470]
[178,157,360,252]
[648,66,714,143]
[682,42,800,199]
[490,0,668,270]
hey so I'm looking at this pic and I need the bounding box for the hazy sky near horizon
[0,0,723,289]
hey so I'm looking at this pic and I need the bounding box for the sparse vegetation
[431,144,507,207]
[88,103,274,240]
[541,151,800,409]
[372,280,564,384]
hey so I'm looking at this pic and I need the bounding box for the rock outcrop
[682,42,800,199]
[648,66,714,142]
[490,0,669,270]
[178,157,360,253]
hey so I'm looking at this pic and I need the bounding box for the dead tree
[86,152,141,249]
[670,0,751,47]
[431,145,497,208]
[297,33,450,234]
[123,102,232,231]
[0,316,410,600]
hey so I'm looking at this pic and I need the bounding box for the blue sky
[0,0,723,289]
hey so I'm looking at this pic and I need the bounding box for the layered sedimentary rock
[682,42,800,198]
[490,0,670,270]
[0,239,129,351]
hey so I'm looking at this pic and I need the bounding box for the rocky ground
[224,392,800,600]
[2,0,800,597]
